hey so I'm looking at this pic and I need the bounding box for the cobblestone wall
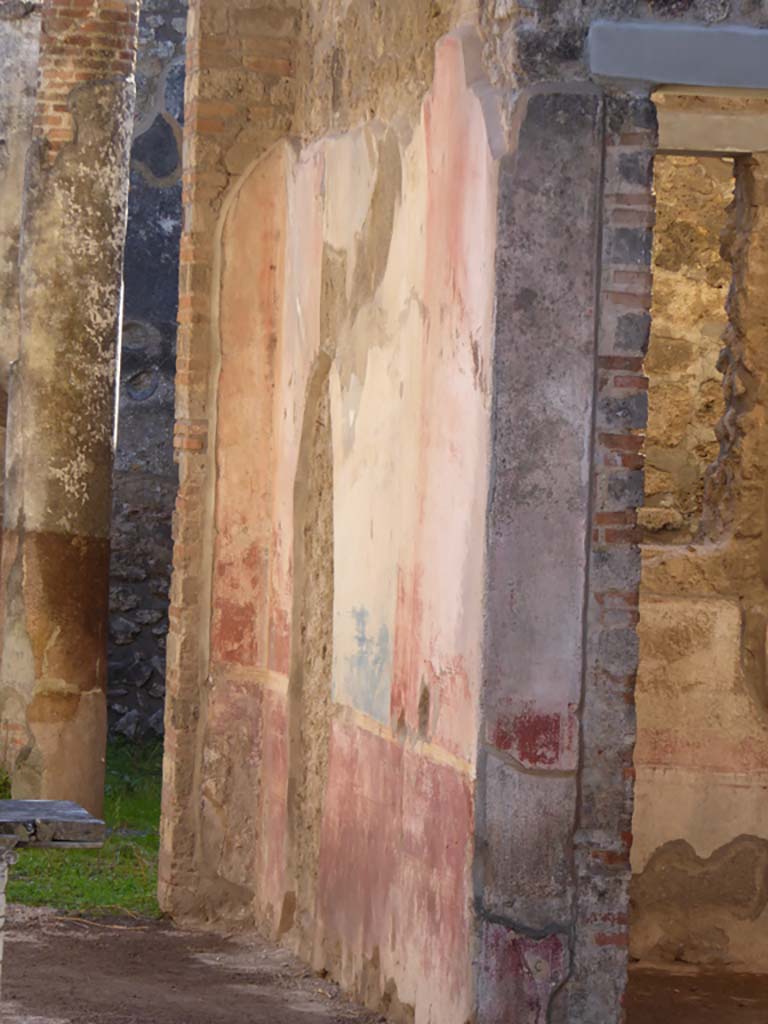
[108,0,186,741]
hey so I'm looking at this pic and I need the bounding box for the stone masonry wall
[108,0,185,741]
[632,152,768,971]
[159,1,768,1022]
[640,156,731,544]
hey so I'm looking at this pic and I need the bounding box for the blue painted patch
[339,607,391,723]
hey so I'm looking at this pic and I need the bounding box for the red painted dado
[201,677,265,888]
[317,717,474,1014]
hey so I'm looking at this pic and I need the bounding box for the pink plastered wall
[204,31,498,1022]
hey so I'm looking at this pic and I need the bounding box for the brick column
[0,0,140,816]
[572,93,657,1022]
[159,0,297,915]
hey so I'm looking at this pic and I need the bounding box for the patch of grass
[7,739,164,917]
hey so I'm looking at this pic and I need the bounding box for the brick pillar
[477,88,656,1023]
[0,0,140,816]
[572,93,656,1022]
[159,0,297,915]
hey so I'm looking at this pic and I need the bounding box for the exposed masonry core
[639,156,732,544]
[284,359,334,955]
[632,151,768,971]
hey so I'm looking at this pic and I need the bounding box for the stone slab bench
[0,800,105,998]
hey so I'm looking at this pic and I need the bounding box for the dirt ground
[2,906,378,1024]
[4,907,768,1023]
[627,963,768,1023]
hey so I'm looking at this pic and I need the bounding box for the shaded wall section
[108,0,185,740]
[632,153,768,970]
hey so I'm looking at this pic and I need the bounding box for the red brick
[594,931,629,947]
[595,511,636,526]
[599,433,644,452]
[604,527,642,545]
[598,356,643,372]
[614,375,648,390]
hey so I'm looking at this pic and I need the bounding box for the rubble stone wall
[633,152,768,971]
[108,0,186,741]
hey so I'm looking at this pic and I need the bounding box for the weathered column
[0,0,140,816]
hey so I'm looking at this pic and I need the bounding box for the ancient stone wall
[480,0,768,131]
[632,152,768,971]
[640,156,731,543]
[159,1,768,1022]
[108,0,186,742]
[157,0,646,1018]
[161,8,495,1019]
[159,0,302,928]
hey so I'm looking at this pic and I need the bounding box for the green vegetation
[6,740,163,917]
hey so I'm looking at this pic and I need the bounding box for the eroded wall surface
[162,0,768,1018]
[194,33,495,1022]
[160,0,662,1016]
[640,156,731,543]
[632,153,768,969]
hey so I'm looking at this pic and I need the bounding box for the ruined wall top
[478,0,768,109]
[288,0,768,172]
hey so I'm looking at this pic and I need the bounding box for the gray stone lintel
[0,799,105,847]
[588,20,768,90]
